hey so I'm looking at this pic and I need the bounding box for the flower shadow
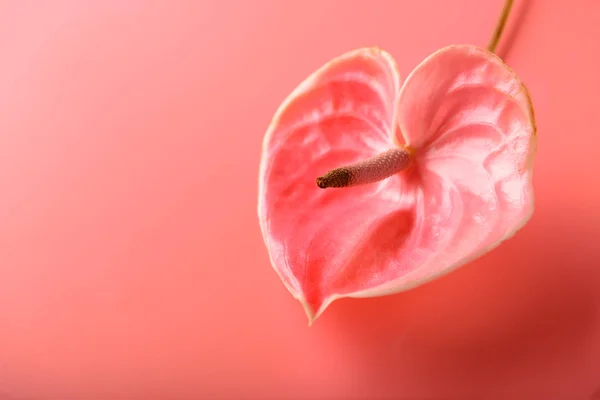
[321,210,600,397]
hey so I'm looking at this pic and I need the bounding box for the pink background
[1,0,599,399]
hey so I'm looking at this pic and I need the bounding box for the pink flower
[258,41,537,324]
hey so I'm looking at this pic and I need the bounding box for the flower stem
[487,0,514,53]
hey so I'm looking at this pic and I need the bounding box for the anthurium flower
[258,4,536,325]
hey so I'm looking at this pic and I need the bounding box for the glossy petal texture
[258,45,536,324]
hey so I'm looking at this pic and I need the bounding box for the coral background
[1,0,599,399]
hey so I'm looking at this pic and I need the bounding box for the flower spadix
[258,45,537,324]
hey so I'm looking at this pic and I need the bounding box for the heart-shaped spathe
[258,45,537,324]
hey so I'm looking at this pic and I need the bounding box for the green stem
[487,0,515,53]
